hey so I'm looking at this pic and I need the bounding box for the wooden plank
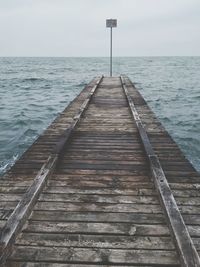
[50,174,150,182]
[54,169,149,176]
[121,76,200,267]
[19,221,200,238]
[7,264,166,267]
[44,187,156,195]
[34,202,163,214]
[38,193,159,204]
[10,246,178,265]
[43,185,200,198]
[30,210,166,224]
[16,233,175,250]
[33,202,200,215]
[57,163,149,171]
[23,221,169,236]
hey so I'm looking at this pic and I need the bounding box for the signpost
[106,19,117,77]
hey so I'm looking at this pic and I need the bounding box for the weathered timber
[121,75,200,267]
[10,246,179,265]
[0,76,103,264]
[0,155,57,263]
[0,76,200,267]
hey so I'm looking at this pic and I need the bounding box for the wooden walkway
[0,76,200,266]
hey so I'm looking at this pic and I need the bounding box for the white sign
[106,19,117,28]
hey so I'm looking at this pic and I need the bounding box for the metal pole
[110,26,112,77]
[106,19,117,76]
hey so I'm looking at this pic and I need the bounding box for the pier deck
[0,76,200,266]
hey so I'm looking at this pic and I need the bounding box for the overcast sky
[0,0,200,56]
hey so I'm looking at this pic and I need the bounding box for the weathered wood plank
[33,202,200,214]
[14,233,200,253]
[10,246,179,265]
[34,202,163,213]
[23,221,168,235]
[16,232,175,250]
[7,264,178,267]
[30,210,166,224]
[50,174,150,182]
[21,221,200,238]
[7,264,169,267]
[54,169,149,176]
[29,210,200,226]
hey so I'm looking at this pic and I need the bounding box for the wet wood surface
[0,76,200,266]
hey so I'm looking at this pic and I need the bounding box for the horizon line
[0,55,200,58]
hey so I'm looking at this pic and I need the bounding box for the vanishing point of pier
[0,76,200,266]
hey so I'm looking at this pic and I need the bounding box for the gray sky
[0,0,200,56]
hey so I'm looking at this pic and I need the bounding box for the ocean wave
[22,78,46,82]
[77,82,87,87]
[23,128,38,137]
[0,154,19,176]
[0,163,9,174]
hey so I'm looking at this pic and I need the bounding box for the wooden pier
[0,76,200,266]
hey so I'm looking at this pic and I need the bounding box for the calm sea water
[0,57,199,175]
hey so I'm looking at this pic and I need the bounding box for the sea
[0,57,200,175]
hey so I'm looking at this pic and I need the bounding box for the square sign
[106,19,117,28]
